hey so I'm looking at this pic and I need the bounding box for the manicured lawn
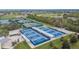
[14,41,31,49]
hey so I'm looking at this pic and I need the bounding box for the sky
[0,0,79,9]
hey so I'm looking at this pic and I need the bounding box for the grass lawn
[35,42,52,49]
[14,41,31,49]
[0,29,8,36]
[0,15,16,19]
[71,40,79,49]
[0,14,23,19]
[36,39,62,49]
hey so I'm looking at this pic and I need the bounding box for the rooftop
[0,20,11,25]
[0,36,9,44]
[9,29,20,36]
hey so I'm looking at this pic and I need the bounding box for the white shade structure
[32,27,54,38]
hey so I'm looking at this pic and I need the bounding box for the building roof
[77,33,79,35]
[9,29,20,35]
[67,17,78,21]
[0,20,11,25]
[0,36,8,44]
[23,23,42,28]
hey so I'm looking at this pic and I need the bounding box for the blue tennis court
[39,27,65,37]
[20,28,50,46]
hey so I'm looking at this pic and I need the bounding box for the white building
[9,29,20,36]
[8,29,24,43]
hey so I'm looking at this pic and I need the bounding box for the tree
[49,42,58,49]
[60,37,64,42]
[17,39,19,42]
[52,45,59,49]
[50,42,54,47]
[61,40,70,49]
[70,35,78,43]
[63,14,68,19]
[12,42,17,46]
[78,35,79,39]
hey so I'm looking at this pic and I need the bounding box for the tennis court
[38,26,65,37]
[20,28,50,46]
